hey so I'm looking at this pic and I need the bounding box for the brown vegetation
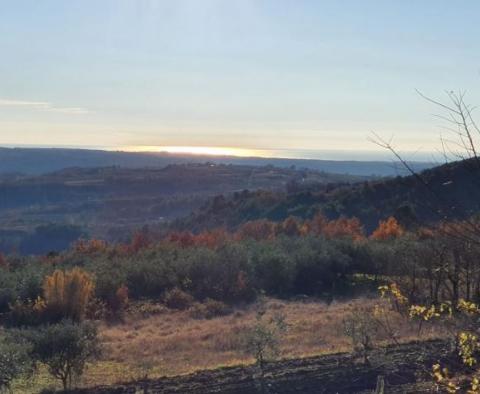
[370,217,404,240]
[93,297,444,385]
[43,268,94,322]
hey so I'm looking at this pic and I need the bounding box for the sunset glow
[124,146,270,157]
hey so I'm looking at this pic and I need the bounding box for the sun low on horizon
[122,145,269,157]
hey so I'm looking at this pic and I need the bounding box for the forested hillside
[178,158,480,233]
[0,163,365,254]
[2,157,477,254]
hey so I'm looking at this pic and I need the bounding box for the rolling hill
[0,163,367,254]
[177,158,480,233]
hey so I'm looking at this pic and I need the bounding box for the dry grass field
[14,296,446,393]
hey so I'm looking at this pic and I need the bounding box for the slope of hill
[178,159,480,233]
[0,163,366,253]
[0,147,434,177]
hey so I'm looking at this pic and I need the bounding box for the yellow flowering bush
[409,304,440,321]
[459,332,480,367]
[378,283,407,306]
[378,283,480,391]
[458,299,480,315]
[432,364,459,393]
[468,377,480,394]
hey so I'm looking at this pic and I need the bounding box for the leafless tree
[369,90,480,246]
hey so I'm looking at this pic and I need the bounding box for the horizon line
[0,144,438,163]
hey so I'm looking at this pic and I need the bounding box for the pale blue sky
[1,1,479,159]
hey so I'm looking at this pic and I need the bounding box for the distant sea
[2,144,438,163]
[241,148,437,162]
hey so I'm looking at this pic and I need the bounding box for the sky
[1,0,480,160]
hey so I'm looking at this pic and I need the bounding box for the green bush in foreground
[0,334,33,392]
[20,320,101,391]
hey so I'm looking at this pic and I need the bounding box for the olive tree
[0,334,32,393]
[243,298,287,393]
[25,320,101,391]
[343,306,378,365]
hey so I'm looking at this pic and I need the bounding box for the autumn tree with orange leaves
[305,213,365,240]
[371,217,404,240]
[275,216,302,237]
[73,239,108,255]
[43,268,94,322]
[236,220,276,241]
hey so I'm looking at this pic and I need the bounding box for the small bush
[343,306,378,364]
[242,298,287,393]
[163,288,194,310]
[85,298,108,321]
[104,285,129,321]
[128,301,167,318]
[0,334,33,392]
[114,285,129,311]
[189,299,231,319]
[6,297,47,327]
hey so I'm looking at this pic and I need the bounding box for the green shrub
[22,320,101,391]
[123,254,177,299]
[0,264,47,314]
[242,298,287,392]
[176,244,254,302]
[189,299,231,319]
[250,243,295,295]
[128,300,167,318]
[6,297,46,327]
[92,259,128,311]
[163,288,194,310]
[0,334,33,392]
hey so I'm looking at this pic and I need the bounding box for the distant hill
[0,147,434,177]
[0,163,366,253]
[177,159,480,233]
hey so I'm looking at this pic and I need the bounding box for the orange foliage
[167,213,366,247]
[306,213,365,240]
[437,221,469,238]
[323,217,365,240]
[307,213,329,235]
[276,216,302,237]
[169,229,230,249]
[371,216,405,240]
[192,228,230,249]
[168,231,196,248]
[43,267,95,321]
[73,238,108,254]
[416,227,435,240]
[129,231,151,253]
[235,220,276,241]
[111,285,129,313]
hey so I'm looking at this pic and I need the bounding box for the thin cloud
[0,98,90,115]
